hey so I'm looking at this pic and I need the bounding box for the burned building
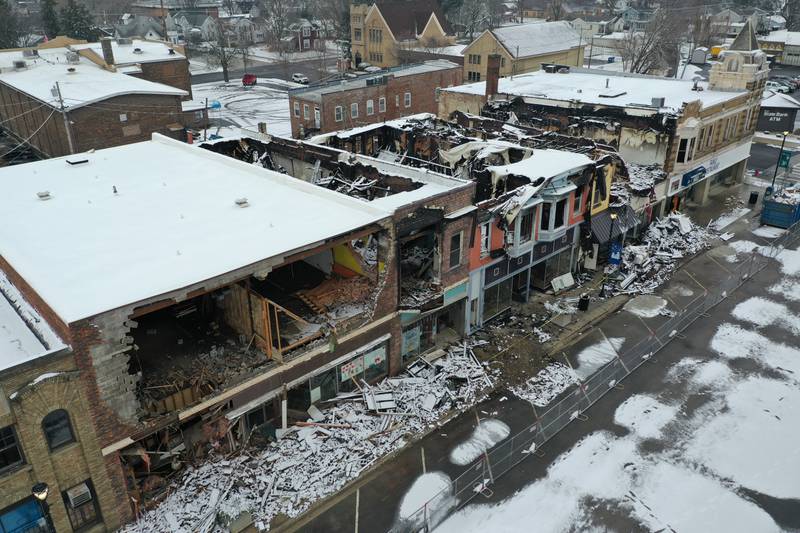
[0,131,474,526]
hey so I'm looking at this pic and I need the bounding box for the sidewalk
[281,200,766,532]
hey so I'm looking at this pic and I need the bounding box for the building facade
[288,60,461,138]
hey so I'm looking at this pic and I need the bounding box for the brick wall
[136,59,193,99]
[290,65,463,138]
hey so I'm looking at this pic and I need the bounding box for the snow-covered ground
[435,240,800,532]
[247,41,340,63]
[191,79,295,138]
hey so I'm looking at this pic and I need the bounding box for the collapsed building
[0,131,475,527]
[306,113,627,332]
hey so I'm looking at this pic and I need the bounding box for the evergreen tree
[41,0,60,38]
[0,0,20,49]
[59,0,96,41]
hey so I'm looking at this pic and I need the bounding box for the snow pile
[612,213,712,294]
[711,207,751,231]
[449,419,511,465]
[122,345,493,532]
[613,394,677,439]
[531,327,552,343]
[574,337,624,379]
[510,363,579,407]
[544,298,577,315]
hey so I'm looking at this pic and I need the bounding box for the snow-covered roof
[0,272,67,373]
[444,68,745,113]
[489,21,582,58]
[763,29,800,45]
[0,47,187,110]
[70,39,185,65]
[487,149,594,181]
[0,134,389,323]
[761,91,800,109]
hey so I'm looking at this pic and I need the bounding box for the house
[172,10,219,42]
[0,130,474,528]
[0,279,125,532]
[131,0,220,18]
[757,91,800,132]
[461,22,584,82]
[440,22,768,222]
[350,0,456,68]
[619,5,654,31]
[0,38,191,160]
[114,14,165,41]
[288,59,462,138]
[308,113,625,330]
[288,19,325,51]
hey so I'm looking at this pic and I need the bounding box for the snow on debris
[613,213,712,295]
[449,419,510,466]
[544,298,577,315]
[625,164,666,193]
[622,295,668,318]
[768,184,800,205]
[121,344,493,532]
[510,363,578,407]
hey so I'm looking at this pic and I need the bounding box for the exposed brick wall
[0,81,70,158]
[136,59,193,99]
[290,65,463,138]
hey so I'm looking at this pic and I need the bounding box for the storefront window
[519,210,533,243]
[483,278,513,320]
[363,345,388,382]
[310,368,338,403]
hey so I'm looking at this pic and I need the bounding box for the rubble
[610,213,712,295]
[770,184,800,205]
[510,363,579,407]
[625,164,667,193]
[122,343,493,533]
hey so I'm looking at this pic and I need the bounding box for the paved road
[191,57,332,85]
[282,182,778,532]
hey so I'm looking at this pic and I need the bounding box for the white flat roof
[444,69,745,113]
[71,40,186,65]
[0,47,186,110]
[487,149,594,179]
[0,135,388,323]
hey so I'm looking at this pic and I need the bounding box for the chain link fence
[394,219,800,533]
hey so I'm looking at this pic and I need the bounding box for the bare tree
[262,0,291,52]
[486,0,504,29]
[615,8,681,74]
[206,21,244,82]
[786,0,800,31]
[457,0,486,39]
[548,0,564,21]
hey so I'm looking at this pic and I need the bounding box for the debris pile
[510,363,579,407]
[123,344,494,533]
[611,213,712,294]
[626,164,667,193]
[770,185,800,205]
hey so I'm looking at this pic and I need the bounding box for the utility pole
[588,35,594,69]
[54,82,75,155]
[159,0,168,42]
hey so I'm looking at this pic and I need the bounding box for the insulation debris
[510,363,579,407]
[770,184,800,205]
[610,213,712,295]
[122,343,492,533]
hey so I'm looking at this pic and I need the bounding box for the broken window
[449,232,462,269]
[480,222,490,257]
[573,186,583,215]
[541,202,552,231]
[0,426,23,473]
[483,278,512,320]
[62,480,101,530]
[400,230,440,307]
[519,210,534,243]
[554,198,566,229]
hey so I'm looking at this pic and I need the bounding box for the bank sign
[669,141,751,195]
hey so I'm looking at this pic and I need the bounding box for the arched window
[42,410,75,451]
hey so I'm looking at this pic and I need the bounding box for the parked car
[766,80,791,93]
[242,73,257,87]
[772,76,798,89]
[292,73,309,84]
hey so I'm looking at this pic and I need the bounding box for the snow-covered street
[435,237,800,532]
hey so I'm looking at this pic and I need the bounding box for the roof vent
[37,191,52,201]
[235,197,249,208]
[133,47,143,54]
[22,49,38,57]
[66,52,80,64]
[12,60,26,69]
[168,48,176,55]
[67,67,76,73]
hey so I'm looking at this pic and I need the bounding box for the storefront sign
[610,241,623,266]
[443,281,468,305]
[364,346,386,370]
[669,141,751,195]
[681,166,706,188]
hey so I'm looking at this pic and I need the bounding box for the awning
[591,205,640,243]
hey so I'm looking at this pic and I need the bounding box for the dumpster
[761,186,800,228]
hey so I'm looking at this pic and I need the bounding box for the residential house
[350,0,456,68]
[288,19,325,52]
[173,10,220,42]
[288,60,462,138]
[619,5,654,31]
[0,38,191,160]
[114,14,166,41]
[461,22,584,82]
[440,22,768,225]
[0,130,474,528]
[131,0,220,18]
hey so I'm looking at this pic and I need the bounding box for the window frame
[479,222,491,257]
[540,201,552,231]
[449,231,462,269]
[350,102,359,119]
[303,104,309,120]
[61,479,102,532]
[378,97,386,112]
[366,99,374,115]
[42,409,75,452]
[676,137,688,163]
[573,186,583,215]
[334,106,343,122]
[0,425,24,475]
[553,198,567,230]
[404,92,411,108]
[519,209,534,243]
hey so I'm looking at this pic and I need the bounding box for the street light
[771,130,791,190]
[31,482,54,533]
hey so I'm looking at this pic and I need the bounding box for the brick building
[288,60,461,138]
[0,132,473,528]
[0,38,191,160]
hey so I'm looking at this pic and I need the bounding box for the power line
[0,109,57,160]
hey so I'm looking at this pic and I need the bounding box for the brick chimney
[485,54,501,100]
[100,37,115,66]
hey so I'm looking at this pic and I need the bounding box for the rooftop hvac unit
[117,37,133,45]
[22,49,38,57]
[12,60,26,69]
[66,483,92,509]
[36,191,52,201]
[651,97,666,108]
[66,52,80,64]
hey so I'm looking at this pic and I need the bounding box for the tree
[786,0,800,31]
[548,0,563,21]
[457,0,486,41]
[262,0,291,51]
[60,0,97,41]
[206,21,244,82]
[41,0,60,38]
[317,0,349,56]
[0,0,19,49]
[615,8,681,74]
